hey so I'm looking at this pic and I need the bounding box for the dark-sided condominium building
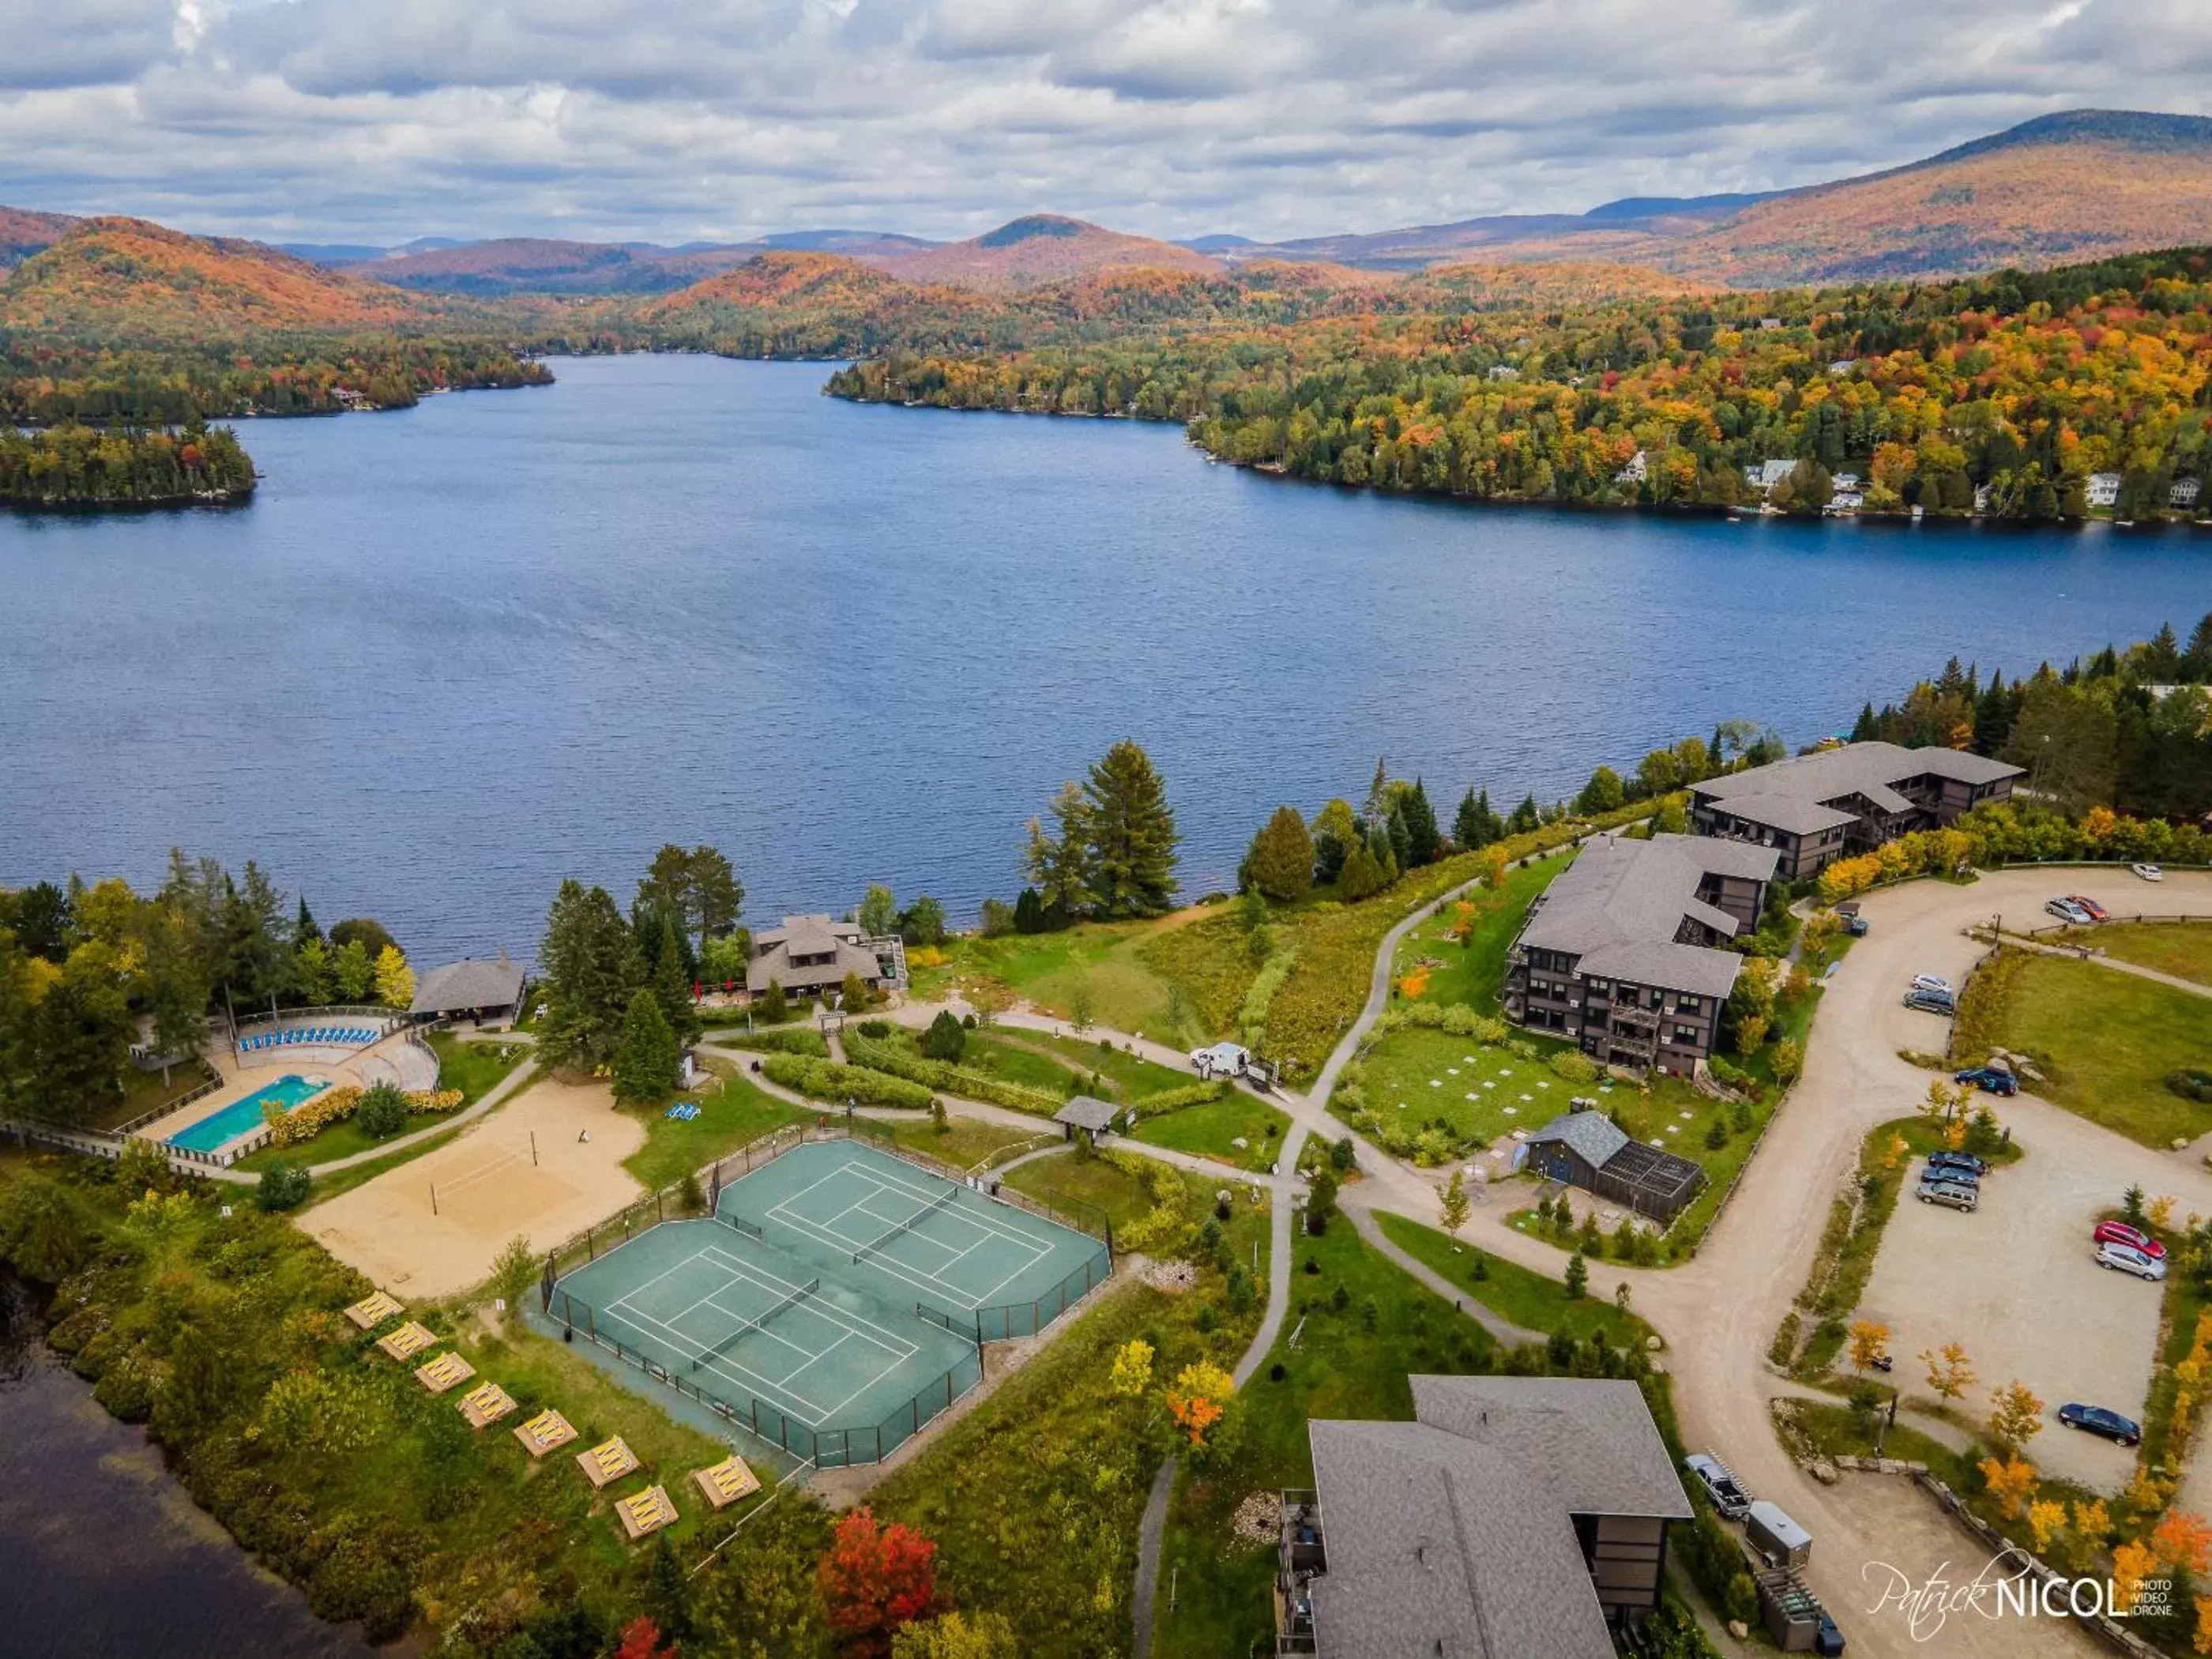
[1688,740,2023,879]
[1503,832,1779,1075]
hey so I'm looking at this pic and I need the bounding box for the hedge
[1131,1079,1232,1119]
[840,1033,1064,1116]
[704,1026,830,1058]
[260,1085,465,1149]
[758,1051,935,1111]
[1817,800,2211,905]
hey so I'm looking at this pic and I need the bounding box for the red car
[2096,1221,2165,1260]
[2071,895,2109,922]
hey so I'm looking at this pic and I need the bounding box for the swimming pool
[166,1074,329,1154]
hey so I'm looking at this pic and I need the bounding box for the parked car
[2133,863,2165,882]
[2045,897,2094,925]
[1836,901,1869,938]
[1917,1177,1979,1212]
[2071,895,2109,922]
[2097,1240,2167,1281]
[1683,1452,1751,1519]
[1927,1150,1988,1179]
[2094,1221,2167,1260]
[1913,973,1955,995]
[1902,987,1957,1015]
[1954,1065,2018,1097]
[2058,1403,2142,1446]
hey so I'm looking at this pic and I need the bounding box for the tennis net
[693,1277,819,1371]
[717,1212,766,1241]
[853,1186,959,1264]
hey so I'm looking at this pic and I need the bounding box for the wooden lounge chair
[576,1435,640,1489]
[343,1291,404,1331]
[690,1454,760,1510]
[375,1321,437,1361]
[615,1485,678,1541]
[514,1407,580,1458]
[415,1351,477,1394]
[459,1380,517,1428]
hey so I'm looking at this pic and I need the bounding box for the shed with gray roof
[410,956,528,1021]
[1053,1095,1120,1142]
[1523,1108,1706,1222]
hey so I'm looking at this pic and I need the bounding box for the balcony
[1611,1003,1660,1029]
[1277,1489,1324,1654]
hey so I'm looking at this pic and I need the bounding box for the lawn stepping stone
[1429,1079,1442,1087]
[615,1485,678,1542]
[375,1321,437,1362]
[459,1380,518,1429]
[1483,1081,1496,1090]
[1447,1067,1460,1076]
[1678,1111,1695,1120]
[1503,1106,1518,1115]
[343,1291,404,1331]
[1462,1055,1477,1063]
[1519,1093,1533,1103]
[578,1436,640,1489]
[1536,1081,1549,1089]
[1510,1129,1528,1141]
[692,1454,761,1510]
[1465,1093,1477,1101]
[1665,1124,1679,1135]
[514,1408,579,1458]
[415,1352,476,1394]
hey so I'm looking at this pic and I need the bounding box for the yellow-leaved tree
[1109,1338,1154,1398]
[1164,1360,1236,1454]
[1921,1341,1975,1405]
[374,944,415,1009]
[1846,1321,1890,1373]
[1979,1454,2037,1519]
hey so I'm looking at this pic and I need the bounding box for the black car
[1928,1151,1988,1179]
[2058,1403,2141,1446]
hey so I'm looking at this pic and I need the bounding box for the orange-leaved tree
[1979,1454,2037,1520]
[1846,1321,1890,1373]
[818,1505,941,1657]
[1986,1380,2045,1455]
[616,1619,677,1659]
[1164,1360,1236,1454]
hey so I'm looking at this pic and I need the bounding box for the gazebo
[1053,1095,1120,1146]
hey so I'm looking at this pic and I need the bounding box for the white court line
[605,1291,905,1428]
[776,1157,1049,1255]
[766,1164,1050,1308]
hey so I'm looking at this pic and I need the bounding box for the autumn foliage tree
[1846,1321,1890,1373]
[818,1507,941,1657]
[1921,1341,1975,1405]
[1164,1360,1236,1456]
[615,1618,679,1659]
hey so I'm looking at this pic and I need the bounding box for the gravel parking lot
[1860,1140,2164,1492]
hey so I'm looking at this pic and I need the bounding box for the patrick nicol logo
[1862,1554,2166,1641]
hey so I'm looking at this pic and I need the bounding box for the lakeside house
[2086,472,2122,508]
[1742,458,1796,494]
[1614,450,1648,485]
[1277,1376,1691,1656]
[745,915,907,1000]
[1519,1105,1706,1222]
[2175,477,2203,510]
[410,954,528,1024]
[1503,832,1777,1075]
[1689,739,2023,879]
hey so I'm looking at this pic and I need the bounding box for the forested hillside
[827,247,2212,522]
[0,419,254,505]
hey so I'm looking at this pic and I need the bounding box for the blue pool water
[167,1074,328,1153]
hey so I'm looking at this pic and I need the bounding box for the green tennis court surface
[551,1138,1109,1463]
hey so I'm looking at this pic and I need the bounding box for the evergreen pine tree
[539,880,646,1073]
[1337,837,1385,901]
[1025,781,1095,917]
[2144,623,2183,681]
[292,897,322,950]
[651,911,698,1041]
[2182,614,2212,683]
[1453,787,1485,850]
[1850,702,1878,741]
[1386,799,1413,871]
[1507,794,1540,836]
[1244,805,1315,902]
[1478,788,1503,843]
[1081,740,1180,917]
[611,987,679,1106]
[1402,778,1441,865]
[1013,888,1046,934]
[1973,671,2011,756]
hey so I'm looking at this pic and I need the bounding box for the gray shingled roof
[1525,1109,1631,1170]
[1307,1420,1616,1659]
[1516,833,1773,997]
[410,957,527,1016]
[1055,1096,1119,1132]
[1692,740,2023,836]
[1409,1376,1695,1520]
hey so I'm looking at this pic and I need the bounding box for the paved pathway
[1344,1204,1544,1348]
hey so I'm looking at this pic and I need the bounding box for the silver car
[1917,1177,1978,1213]
[2097,1241,2166,1281]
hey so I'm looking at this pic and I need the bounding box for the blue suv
[1954,1066,2018,1097]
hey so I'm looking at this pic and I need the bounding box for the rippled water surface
[2,354,2204,957]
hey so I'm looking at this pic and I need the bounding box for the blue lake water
[1,353,2205,961]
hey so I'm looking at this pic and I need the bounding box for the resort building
[746,915,908,1000]
[1688,739,2023,879]
[1277,1376,1691,1657]
[411,954,529,1024]
[1503,832,1778,1074]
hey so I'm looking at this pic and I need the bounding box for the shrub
[1548,1049,1601,1085]
[1134,1080,1231,1119]
[840,1033,1063,1115]
[857,1019,891,1040]
[919,1009,967,1063]
[255,1161,313,1212]
[356,1083,408,1141]
[758,1051,935,1111]
[2170,1070,2212,1105]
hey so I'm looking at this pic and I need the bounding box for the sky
[3,0,2209,247]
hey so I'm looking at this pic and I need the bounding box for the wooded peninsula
[0,419,254,506]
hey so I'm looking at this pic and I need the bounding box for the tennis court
[549,1136,1111,1464]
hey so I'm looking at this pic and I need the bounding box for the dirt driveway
[304,1075,645,1298]
[1861,1144,2161,1492]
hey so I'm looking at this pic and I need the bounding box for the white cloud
[0,0,2207,243]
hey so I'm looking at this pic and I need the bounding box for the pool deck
[139,1046,382,1158]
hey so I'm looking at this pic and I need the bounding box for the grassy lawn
[1005,1148,1165,1233]
[993,1028,1194,1098]
[1344,1028,1589,1146]
[1964,952,2212,1146]
[937,1029,1086,1096]
[924,910,1213,1041]
[235,1036,531,1176]
[2063,920,2212,987]
[85,1061,221,1132]
[1376,1212,1656,1348]
[1390,850,1572,1015]
[852,1112,1049,1170]
[1153,1213,1520,1659]
[1128,1091,1291,1172]
[617,1068,812,1191]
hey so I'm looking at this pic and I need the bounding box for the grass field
[1349,1029,1592,1146]
[917,910,1218,1042]
[991,1029,1194,1098]
[852,1112,1049,1170]
[1003,1149,1164,1232]
[617,1067,813,1191]
[1151,1213,1514,1659]
[233,1035,531,1176]
[1390,851,1573,1015]
[1970,954,2212,1146]
[85,1060,221,1132]
[1376,1212,1657,1348]
[2064,920,2212,986]
[1128,1091,1292,1172]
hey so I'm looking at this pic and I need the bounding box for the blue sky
[2,0,2206,245]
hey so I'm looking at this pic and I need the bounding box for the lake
[0,1270,376,1657]
[1,353,2204,960]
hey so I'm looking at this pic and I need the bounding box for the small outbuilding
[1054,1095,1119,1145]
[1521,1107,1705,1224]
[411,954,528,1024]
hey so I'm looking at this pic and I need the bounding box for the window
[1676,995,1701,1014]
[1674,1025,1700,1044]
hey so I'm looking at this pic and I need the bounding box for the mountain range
[6,110,2212,314]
